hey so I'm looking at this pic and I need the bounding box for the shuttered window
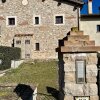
[76,60,86,83]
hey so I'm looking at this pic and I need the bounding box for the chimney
[88,0,92,14]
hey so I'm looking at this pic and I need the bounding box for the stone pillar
[62,53,98,100]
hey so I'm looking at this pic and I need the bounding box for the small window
[8,18,15,25]
[33,16,40,25]
[7,16,17,26]
[35,43,40,51]
[97,25,100,32]
[55,16,63,24]
[2,0,6,3]
[25,40,30,44]
[35,17,39,24]
[76,60,86,84]
[25,54,30,58]
[16,40,21,44]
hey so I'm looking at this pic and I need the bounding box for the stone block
[69,31,83,35]
[90,96,99,100]
[89,84,98,95]
[86,71,97,77]
[64,84,84,96]
[64,63,75,72]
[87,53,97,64]
[63,54,75,62]
[64,72,75,83]
[64,83,98,96]
[86,77,97,83]
[64,96,73,100]
[86,64,97,71]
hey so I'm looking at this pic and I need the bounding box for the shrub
[0,46,21,70]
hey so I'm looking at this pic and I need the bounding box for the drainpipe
[77,7,80,31]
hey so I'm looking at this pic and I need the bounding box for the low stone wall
[11,60,24,69]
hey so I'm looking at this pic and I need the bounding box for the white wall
[80,18,100,46]
[11,60,24,69]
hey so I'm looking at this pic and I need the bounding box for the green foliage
[0,46,21,70]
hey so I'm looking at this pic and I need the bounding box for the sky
[81,0,100,14]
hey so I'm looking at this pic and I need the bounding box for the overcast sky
[81,0,100,14]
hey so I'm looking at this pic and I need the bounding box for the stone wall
[0,0,78,59]
[62,53,99,100]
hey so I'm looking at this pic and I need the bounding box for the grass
[0,60,59,99]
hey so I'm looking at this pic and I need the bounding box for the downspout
[77,7,80,31]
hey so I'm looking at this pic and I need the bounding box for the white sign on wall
[75,97,89,100]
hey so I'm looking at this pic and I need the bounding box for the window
[2,0,6,3]
[35,17,39,24]
[25,54,30,58]
[25,40,30,44]
[8,18,15,25]
[16,40,21,44]
[35,43,40,51]
[54,15,64,25]
[33,15,41,25]
[97,25,100,32]
[6,16,17,26]
[76,60,86,83]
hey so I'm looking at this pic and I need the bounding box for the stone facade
[0,0,79,59]
[63,53,98,100]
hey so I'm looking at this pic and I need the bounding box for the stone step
[61,46,100,52]
[69,31,84,35]
[64,40,95,46]
[68,35,89,41]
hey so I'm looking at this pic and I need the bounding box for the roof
[54,0,84,7]
[66,0,84,5]
[81,14,100,18]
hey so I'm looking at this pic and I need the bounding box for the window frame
[35,43,40,51]
[75,59,86,84]
[33,15,41,26]
[54,14,65,25]
[25,40,30,44]
[6,16,17,27]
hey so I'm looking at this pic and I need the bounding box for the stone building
[80,0,100,46]
[0,0,83,59]
[57,30,100,100]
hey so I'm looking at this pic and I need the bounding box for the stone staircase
[58,30,100,53]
